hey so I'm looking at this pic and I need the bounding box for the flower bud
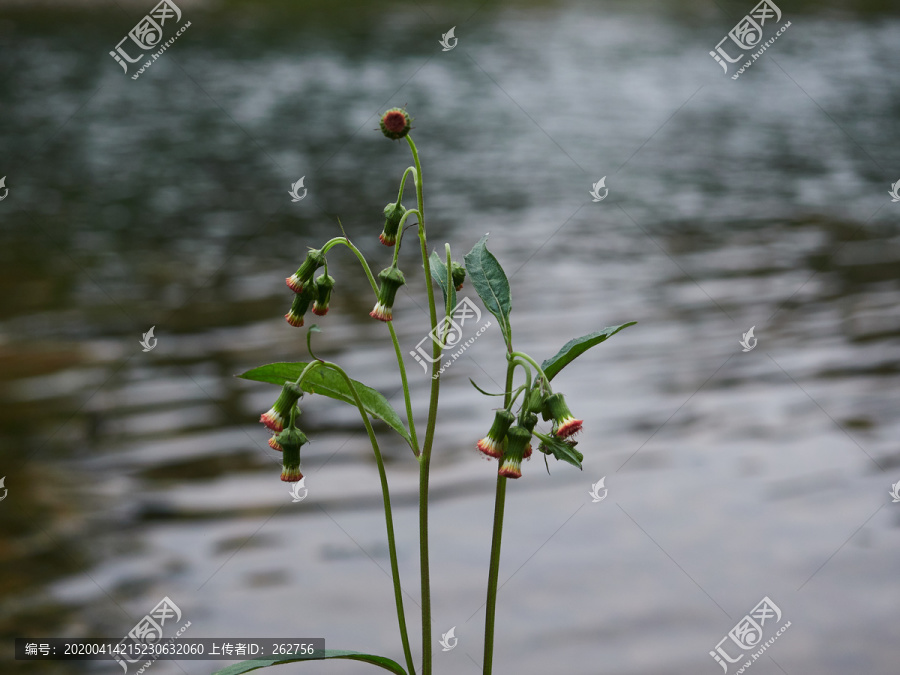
[369,266,406,322]
[286,249,326,293]
[260,382,303,432]
[274,426,309,482]
[499,426,532,479]
[379,107,412,140]
[380,202,407,246]
[542,393,583,438]
[526,388,547,415]
[311,273,335,316]
[477,409,516,459]
[285,285,315,327]
[451,262,466,291]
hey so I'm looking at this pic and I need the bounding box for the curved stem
[483,359,516,675]
[392,208,421,267]
[324,237,419,455]
[320,361,417,675]
[408,134,439,675]
[397,166,417,203]
[508,351,552,390]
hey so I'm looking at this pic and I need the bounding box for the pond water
[1,1,899,673]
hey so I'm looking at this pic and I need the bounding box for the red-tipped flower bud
[477,409,516,459]
[311,273,335,316]
[285,285,315,327]
[451,262,466,291]
[380,108,412,140]
[499,426,532,479]
[380,202,407,246]
[286,249,326,293]
[542,393,583,438]
[260,383,303,432]
[274,425,309,482]
[370,266,406,322]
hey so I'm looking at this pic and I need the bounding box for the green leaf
[429,250,457,312]
[212,650,407,675]
[469,378,505,397]
[537,434,584,470]
[238,363,411,447]
[464,234,511,346]
[540,322,637,381]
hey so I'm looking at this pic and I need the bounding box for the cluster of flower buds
[370,266,406,322]
[380,202,407,246]
[285,249,336,327]
[260,383,310,482]
[476,385,583,479]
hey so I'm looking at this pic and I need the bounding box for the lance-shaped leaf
[239,362,411,447]
[464,234,511,346]
[213,650,407,675]
[540,322,637,381]
[428,249,457,312]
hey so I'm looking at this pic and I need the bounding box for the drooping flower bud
[369,266,406,322]
[499,426,532,479]
[380,202,407,246]
[451,262,466,291]
[268,435,283,451]
[285,285,315,327]
[519,412,538,459]
[311,273,335,316]
[274,425,309,482]
[477,409,516,459]
[379,108,412,140]
[526,388,547,415]
[286,249,326,293]
[542,393,583,438]
[260,382,303,432]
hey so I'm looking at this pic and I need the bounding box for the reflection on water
[1,1,899,673]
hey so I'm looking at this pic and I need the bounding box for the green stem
[392,208,421,267]
[397,166,417,203]
[408,134,439,675]
[324,236,420,455]
[320,361,417,675]
[508,351,552,390]
[483,358,516,675]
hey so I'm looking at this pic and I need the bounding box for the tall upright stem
[408,134,440,675]
[316,362,416,675]
[483,359,516,674]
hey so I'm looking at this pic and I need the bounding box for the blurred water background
[1,0,899,673]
